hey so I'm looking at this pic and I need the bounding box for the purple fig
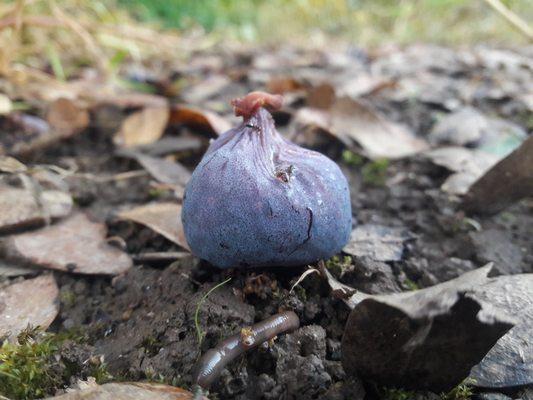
[182,92,352,268]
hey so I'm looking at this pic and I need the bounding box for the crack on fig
[288,207,313,255]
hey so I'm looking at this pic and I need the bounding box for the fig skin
[182,101,352,268]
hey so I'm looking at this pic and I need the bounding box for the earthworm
[192,310,300,389]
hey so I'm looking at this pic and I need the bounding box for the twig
[481,0,533,41]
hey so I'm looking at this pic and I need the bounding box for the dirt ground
[3,44,532,399]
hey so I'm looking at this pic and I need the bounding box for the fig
[182,91,352,268]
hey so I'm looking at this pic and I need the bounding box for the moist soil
[15,45,533,399]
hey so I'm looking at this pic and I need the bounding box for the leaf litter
[0,33,530,399]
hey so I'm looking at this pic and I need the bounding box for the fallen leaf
[463,135,533,214]
[295,98,428,159]
[0,113,51,156]
[424,147,500,195]
[0,213,132,275]
[341,265,514,392]
[470,274,533,388]
[45,380,202,400]
[169,104,231,136]
[0,156,27,173]
[343,224,414,262]
[429,108,526,154]
[118,150,191,190]
[0,187,73,234]
[0,275,58,338]
[335,73,395,99]
[306,83,336,109]
[330,98,429,159]
[46,98,90,136]
[266,76,304,94]
[114,107,170,148]
[429,108,489,146]
[0,260,37,277]
[182,75,231,104]
[133,136,203,157]
[0,94,12,115]
[118,202,190,251]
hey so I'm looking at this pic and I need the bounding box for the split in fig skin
[182,91,352,268]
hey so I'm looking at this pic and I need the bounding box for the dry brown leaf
[0,274,58,338]
[295,98,428,159]
[181,75,231,104]
[93,92,168,109]
[0,187,73,234]
[0,93,12,115]
[0,156,27,173]
[118,202,190,251]
[133,136,203,157]
[463,135,533,214]
[266,76,305,94]
[169,104,231,136]
[114,107,170,148]
[46,98,90,135]
[118,151,191,189]
[329,98,429,159]
[306,83,336,109]
[1,213,132,275]
[45,380,202,400]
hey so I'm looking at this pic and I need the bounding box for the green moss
[341,150,364,167]
[0,326,107,399]
[325,255,352,276]
[0,328,62,399]
[362,158,389,186]
[403,278,420,291]
[441,379,475,400]
[341,151,389,186]
[381,387,417,400]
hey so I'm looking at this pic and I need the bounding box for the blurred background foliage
[118,0,530,44]
[0,0,530,79]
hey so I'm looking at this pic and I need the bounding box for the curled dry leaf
[118,202,190,251]
[0,187,73,234]
[341,265,514,392]
[342,224,414,262]
[45,381,203,400]
[169,104,232,136]
[463,135,533,215]
[0,274,58,339]
[47,98,89,136]
[114,107,170,148]
[0,213,132,275]
[469,274,533,388]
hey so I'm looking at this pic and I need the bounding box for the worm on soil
[192,310,300,389]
